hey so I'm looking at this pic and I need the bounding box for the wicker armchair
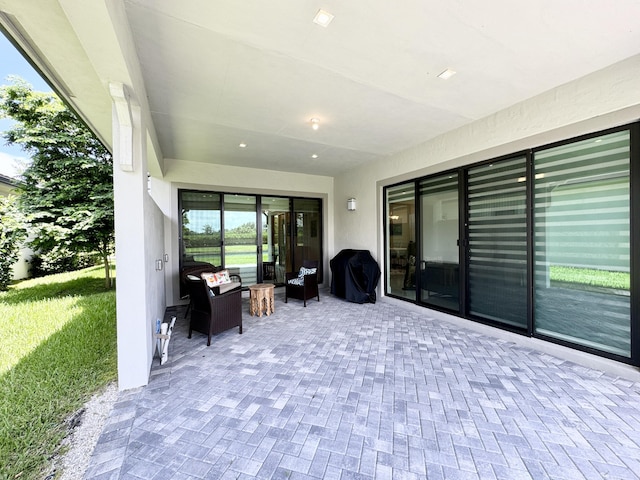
[285,260,320,307]
[186,277,242,346]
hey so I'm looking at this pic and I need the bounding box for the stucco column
[110,82,153,390]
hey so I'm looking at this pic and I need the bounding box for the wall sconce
[347,198,356,211]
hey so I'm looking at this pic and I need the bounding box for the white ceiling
[4,0,640,177]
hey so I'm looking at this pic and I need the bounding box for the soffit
[2,1,640,178]
[124,0,640,176]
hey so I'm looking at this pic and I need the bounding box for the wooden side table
[249,283,275,317]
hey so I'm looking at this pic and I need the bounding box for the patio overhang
[1,1,640,389]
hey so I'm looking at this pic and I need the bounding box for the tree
[0,77,114,287]
[0,195,26,290]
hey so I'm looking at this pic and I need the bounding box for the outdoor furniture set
[183,261,320,346]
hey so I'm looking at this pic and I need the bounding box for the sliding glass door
[384,123,638,364]
[180,191,222,266]
[418,174,460,311]
[261,197,290,285]
[223,194,258,285]
[292,198,322,279]
[179,191,322,288]
[533,130,631,357]
[385,183,416,300]
[466,157,528,329]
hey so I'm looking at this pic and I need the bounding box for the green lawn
[549,265,630,290]
[0,266,117,480]
[186,243,271,266]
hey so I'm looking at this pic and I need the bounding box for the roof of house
[0,173,17,195]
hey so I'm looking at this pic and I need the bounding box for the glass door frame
[179,189,323,287]
[382,122,640,366]
[415,171,464,314]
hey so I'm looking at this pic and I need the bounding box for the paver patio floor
[84,289,640,479]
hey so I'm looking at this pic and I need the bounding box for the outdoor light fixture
[310,118,320,130]
[347,198,356,211]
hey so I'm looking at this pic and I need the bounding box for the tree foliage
[0,77,114,287]
[0,195,26,290]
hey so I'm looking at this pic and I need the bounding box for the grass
[549,265,630,291]
[0,266,117,480]
[186,243,272,266]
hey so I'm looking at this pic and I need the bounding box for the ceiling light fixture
[239,143,247,148]
[310,118,320,130]
[437,68,456,80]
[311,154,318,159]
[313,9,334,27]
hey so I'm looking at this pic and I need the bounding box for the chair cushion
[298,266,317,278]
[217,281,241,294]
[288,277,305,286]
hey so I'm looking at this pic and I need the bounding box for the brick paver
[84,289,640,479]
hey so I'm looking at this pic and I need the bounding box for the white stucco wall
[0,186,32,281]
[113,97,168,390]
[160,159,335,305]
[333,54,640,295]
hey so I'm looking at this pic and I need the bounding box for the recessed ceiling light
[311,154,318,159]
[313,9,334,27]
[239,143,247,148]
[310,118,320,130]
[437,68,456,80]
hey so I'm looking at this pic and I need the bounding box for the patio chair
[179,261,218,298]
[186,277,242,346]
[285,260,320,307]
[185,271,242,317]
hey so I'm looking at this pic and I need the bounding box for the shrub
[28,249,98,278]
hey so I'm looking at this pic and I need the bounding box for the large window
[467,157,528,329]
[179,191,322,289]
[533,131,631,357]
[180,191,222,266]
[419,174,460,311]
[385,183,416,300]
[383,123,637,364]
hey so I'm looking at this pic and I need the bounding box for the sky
[0,32,52,178]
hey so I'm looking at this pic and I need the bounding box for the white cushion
[288,277,304,286]
[298,266,317,278]
[217,281,241,294]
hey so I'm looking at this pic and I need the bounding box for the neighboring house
[0,173,30,280]
[0,173,13,196]
[1,2,639,390]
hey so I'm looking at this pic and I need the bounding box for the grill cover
[330,249,381,304]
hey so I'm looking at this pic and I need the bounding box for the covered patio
[1,1,640,390]
[84,290,640,479]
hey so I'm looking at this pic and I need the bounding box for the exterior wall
[159,159,334,305]
[0,178,32,280]
[334,54,640,295]
[113,98,167,390]
[11,245,32,280]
